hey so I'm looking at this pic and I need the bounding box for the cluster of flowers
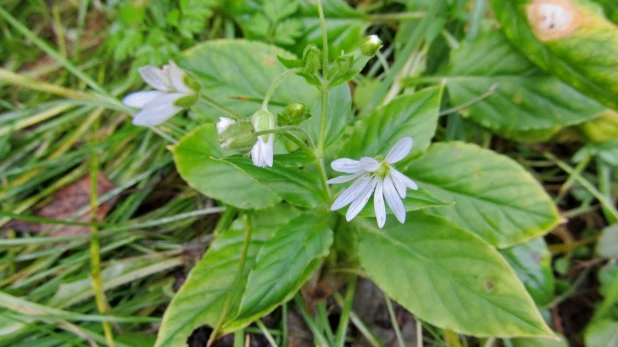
[123,58,418,228]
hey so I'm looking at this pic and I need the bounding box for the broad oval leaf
[358,211,554,338]
[443,31,603,134]
[173,124,323,209]
[490,0,618,111]
[177,40,318,120]
[155,206,299,347]
[230,212,333,327]
[339,85,443,162]
[405,142,561,248]
[501,237,555,306]
[585,320,618,347]
[596,224,618,258]
[356,188,450,218]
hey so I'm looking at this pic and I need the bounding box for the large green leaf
[173,124,323,209]
[405,142,560,248]
[490,0,618,111]
[340,86,443,163]
[358,211,553,338]
[585,320,618,347]
[356,188,450,218]
[501,237,555,306]
[443,31,603,133]
[230,212,333,327]
[177,40,318,119]
[302,83,351,148]
[155,206,298,347]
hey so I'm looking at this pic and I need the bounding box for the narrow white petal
[168,60,192,93]
[374,179,386,228]
[132,93,184,126]
[331,158,361,173]
[138,66,173,91]
[327,172,363,184]
[385,137,414,164]
[123,90,163,108]
[251,139,262,167]
[359,157,381,172]
[346,177,378,222]
[216,117,235,134]
[330,174,371,211]
[383,175,406,223]
[263,135,274,167]
[388,169,407,199]
[390,168,419,190]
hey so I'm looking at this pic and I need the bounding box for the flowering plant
[121,1,567,346]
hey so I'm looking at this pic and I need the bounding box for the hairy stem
[262,67,304,108]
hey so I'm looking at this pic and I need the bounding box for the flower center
[373,162,390,179]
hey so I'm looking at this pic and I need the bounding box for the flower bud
[251,108,276,133]
[278,102,309,126]
[183,74,201,92]
[335,55,354,75]
[303,45,322,75]
[360,35,382,56]
[218,120,257,152]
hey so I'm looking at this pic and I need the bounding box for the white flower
[216,117,235,134]
[123,61,196,127]
[328,137,418,228]
[250,109,276,168]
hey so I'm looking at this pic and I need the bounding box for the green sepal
[174,94,198,108]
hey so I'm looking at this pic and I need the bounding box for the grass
[1,1,616,346]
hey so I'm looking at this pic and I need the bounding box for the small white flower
[328,137,418,228]
[123,61,196,127]
[216,117,235,134]
[250,109,276,168]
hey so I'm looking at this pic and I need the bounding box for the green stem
[0,68,95,100]
[555,154,590,204]
[333,293,382,347]
[88,108,115,347]
[597,159,617,224]
[234,329,244,347]
[254,126,316,149]
[199,93,244,121]
[385,296,405,347]
[545,152,618,221]
[284,133,315,158]
[368,11,426,22]
[256,320,279,347]
[262,67,304,108]
[315,0,332,199]
[294,296,330,347]
[334,276,357,347]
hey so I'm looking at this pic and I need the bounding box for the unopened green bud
[279,102,309,126]
[251,108,276,132]
[218,120,256,152]
[335,55,354,75]
[303,45,322,75]
[174,94,198,108]
[360,35,382,56]
[183,74,201,92]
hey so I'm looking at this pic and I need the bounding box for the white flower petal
[385,137,414,164]
[132,93,185,126]
[168,60,192,93]
[359,157,381,172]
[390,168,419,190]
[346,177,378,222]
[388,169,407,199]
[251,138,263,167]
[327,172,363,184]
[374,179,386,228]
[263,135,274,167]
[330,174,371,211]
[216,117,235,134]
[383,175,406,223]
[122,90,163,108]
[138,66,173,91]
[331,158,362,173]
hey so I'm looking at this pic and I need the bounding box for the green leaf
[155,206,299,347]
[512,335,568,347]
[585,320,618,347]
[177,40,318,119]
[442,31,603,134]
[597,224,618,258]
[173,124,323,209]
[230,212,333,327]
[358,211,554,338]
[356,188,451,218]
[490,0,618,111]
[405,142,561,248]
[501,237,555,306]
[340,86,443,163]
[302,83,351,149]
